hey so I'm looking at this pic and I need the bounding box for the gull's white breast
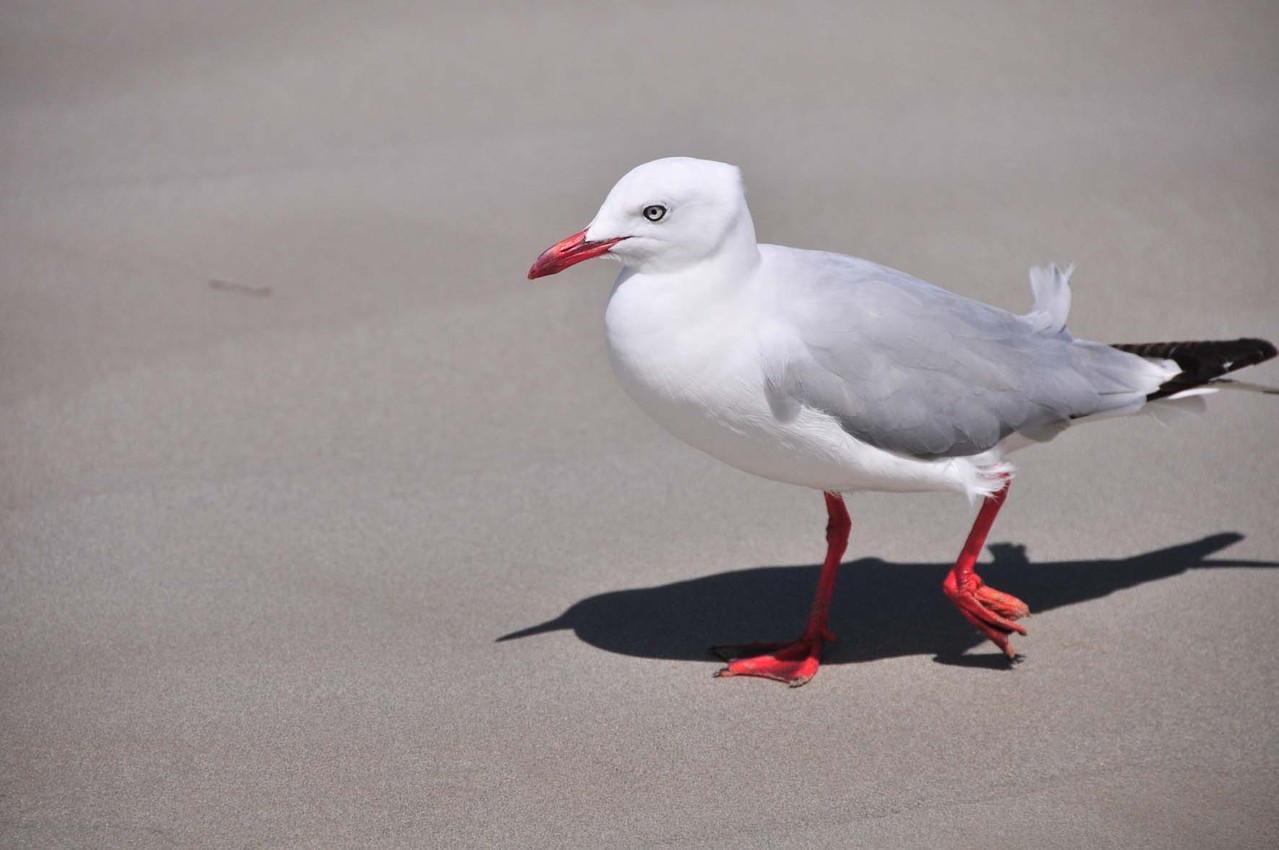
[603,264,988,496]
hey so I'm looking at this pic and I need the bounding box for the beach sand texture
[3,3,1278,847]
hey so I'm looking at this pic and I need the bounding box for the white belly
[603,275,982,496]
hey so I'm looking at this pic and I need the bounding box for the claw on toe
[944,573,1030,657]
[974,585,1030,621]
[711,637,827,687]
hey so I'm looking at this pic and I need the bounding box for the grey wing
[762,251,1165,459]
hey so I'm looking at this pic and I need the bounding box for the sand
[3,2,1278,847]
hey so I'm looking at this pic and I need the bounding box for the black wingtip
[1111,337,1278,400]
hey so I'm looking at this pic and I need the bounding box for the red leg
[942,480,1030,657]
[713,491,850,687]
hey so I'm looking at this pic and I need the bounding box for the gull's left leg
[713,491,849,687]
[942,480,1030,657]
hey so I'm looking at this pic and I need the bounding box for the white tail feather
[1026,263,1074,335]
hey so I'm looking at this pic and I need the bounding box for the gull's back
[754,246,1174,458]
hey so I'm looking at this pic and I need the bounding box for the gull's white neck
[608,208,762,335]
[684,205,761,282]
[602,206,767,458]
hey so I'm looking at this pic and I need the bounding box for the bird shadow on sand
[497,533,1278,668]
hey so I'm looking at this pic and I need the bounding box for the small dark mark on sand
[209,279,272,297]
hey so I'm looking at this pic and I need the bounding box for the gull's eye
[642,204,667,222]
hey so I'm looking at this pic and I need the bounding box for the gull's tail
[1111,338,1278,400]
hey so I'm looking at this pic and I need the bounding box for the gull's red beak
[527,229,625,279]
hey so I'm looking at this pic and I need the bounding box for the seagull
[527,157,1277,687]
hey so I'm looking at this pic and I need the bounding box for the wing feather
[760,249,1167,458]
